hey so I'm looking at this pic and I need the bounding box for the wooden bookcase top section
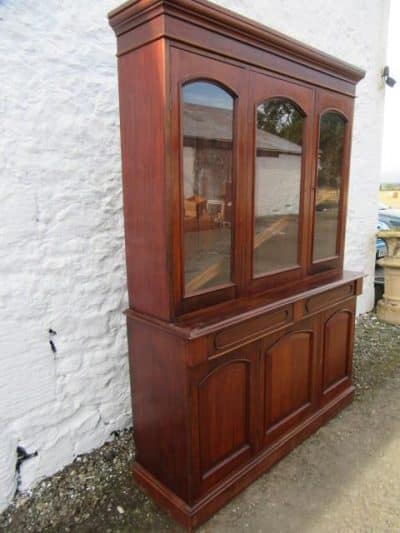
[108,0,366,320]
[108,0,365,95]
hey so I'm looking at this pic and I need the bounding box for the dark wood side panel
[118,40,171,320]
[127,317,190,500]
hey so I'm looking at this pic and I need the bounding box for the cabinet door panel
[262,318,318,445]
[320,299,355,404]
[268,331,313,424]
[199,360,249,473]
[170,47,250,315]
[310,89,354,274]
[191,344,259,495]
[246,71,315,293]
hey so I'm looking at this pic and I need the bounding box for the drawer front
[209,305,293,356]
[304,282,355,315]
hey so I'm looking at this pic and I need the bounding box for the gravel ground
[1,313,400,532]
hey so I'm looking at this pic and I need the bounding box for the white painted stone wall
[255,154,302,216]
[0,0,389,513]
[0,0,129,512]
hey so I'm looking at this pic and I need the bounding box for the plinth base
[132,387,354,531]
[376,298,400,325]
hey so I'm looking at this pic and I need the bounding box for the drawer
[304,282,355,314]
[210,305,293,355]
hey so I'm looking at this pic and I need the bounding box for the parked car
[378,208,400,229]
[376,219,389,259]
[375,207,400,259]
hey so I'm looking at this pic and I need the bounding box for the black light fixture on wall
[383,66,396,87]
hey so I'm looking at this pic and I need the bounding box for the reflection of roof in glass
[183,103,302,155]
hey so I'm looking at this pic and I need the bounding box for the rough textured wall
[255,155,302,216]
[0,0,129,511]
[0,0,389,512]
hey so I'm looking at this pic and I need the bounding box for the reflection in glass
[253,99,303,276]
[182,81,234,294]
[313,112,345,261]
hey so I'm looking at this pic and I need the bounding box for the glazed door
[190,343,259,496]
[170,46,250,315]
[245,71,315,294]
[310,89,354,274]
[319,298,356,405]
[261,317,319,446]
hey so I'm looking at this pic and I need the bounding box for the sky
[381,0,400,182]
[183,82,233,109]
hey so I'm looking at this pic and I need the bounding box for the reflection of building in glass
[182,87,235,293]
[183,98,306,281]
[183,103,233,231]
[254,101,303,274]
[183,102,303,222]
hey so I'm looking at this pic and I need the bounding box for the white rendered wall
[0,0,389,512]
[255,154,301,216]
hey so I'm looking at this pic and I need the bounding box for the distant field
[379,190,400,209]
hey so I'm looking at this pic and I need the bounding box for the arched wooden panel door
[190,344,259,495]
[261,318,319,446]
[320,299,356,405]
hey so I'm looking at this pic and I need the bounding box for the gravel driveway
[1,313,399,532]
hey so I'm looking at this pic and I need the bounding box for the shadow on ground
[1,314,400,532]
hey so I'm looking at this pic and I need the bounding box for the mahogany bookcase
[108,0,365,529]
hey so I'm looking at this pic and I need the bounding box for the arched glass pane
[182,81,234,295]
[313,112,346,261]
[253,99,303,276]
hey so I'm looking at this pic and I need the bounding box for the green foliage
[257,101,345,191]
[318,112,345,189]
[257,99,303,146]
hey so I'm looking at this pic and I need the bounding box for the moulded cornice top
[108,0,365,84]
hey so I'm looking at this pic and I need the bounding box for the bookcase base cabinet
[126,276,361,530]
[131,389,353,530]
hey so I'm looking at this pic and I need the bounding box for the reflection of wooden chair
[184,195,207,219]
[187,216,290,292]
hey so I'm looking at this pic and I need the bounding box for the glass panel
[313,112,346,262]
[253,99,303,276]
[182,81,234,295]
